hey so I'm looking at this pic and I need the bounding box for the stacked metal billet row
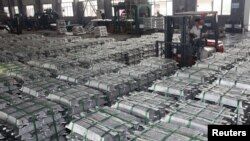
[0,62,27,73]
[112,91,176,123]
[56,68,100,84]
[118,65,161,89]
[174,67,219,83]
[6,67,51,83]
[230,62,250,72]
[161,100,237,135]
[194,58,234,71]
[139,57,177,76]
[127,122,207,141]
[66,109,136,141]
[216,70,250,90]
[196,84,250,124]
[20,78,69,98]
[89,61,127,74]
[0,92,65,141]
[149,77,201,99]
[27,58,78,73]
[85,73,138,103]
[47,85,106,114]
[0,75,19,94]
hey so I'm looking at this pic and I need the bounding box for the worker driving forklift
[190,18,208,60]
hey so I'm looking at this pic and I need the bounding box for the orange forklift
[164,11,224,67]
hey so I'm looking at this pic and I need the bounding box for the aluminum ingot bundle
[128,122,207,141]
[0,62,27,74]
[20,78,69,97]
[112,91,175,123]
[0,75,19,94]
[66,110,133,141]
[0,93,65,141]
[56,68,100,84]
[140,57,177,76]
[194,59,233,71]
[174,67,218,83]
[196,84,250,124]
[216,70,250,90]
[231,62,250,73]
[6,67,51,83]
[85,73,138,102]
[89,61,126,74]
[100,107,142,128]
[118,65,161,88]
[161,100,236,135]
[27,58,77,73]
[47,86,106,114]
[149,77,200,99]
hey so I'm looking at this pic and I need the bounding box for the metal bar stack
[85,73,138,103]
[27,58,78,74]
[66,110,134,141]
[161,100,237,135]
[89,61,126,74]
[56,68,100,84]
[118,65,162,89]
[149,77,201,99]
[0,92,65,141]
[194,59,234,71]
[196,84,250,124]
[20,78,69,98]
[139,57,177,76]
[216,70,250,90]
[174,67,218,83]
[128,122,207,141]
[0,75,19,94]
[47,86,106,114]
[112,91,176,123]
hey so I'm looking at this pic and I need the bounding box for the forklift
[163,11,224,67]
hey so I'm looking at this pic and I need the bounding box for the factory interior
[1,0,250,140]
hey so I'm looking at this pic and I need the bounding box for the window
[61,2,74,17]
[222,0,232,15]
[197,0,213,12]
[111,0,125,16]
[149,0,173,16]
[14,6,19,14]
[80,0,97,17]
[197,0,231,15]
[43,4,53,11]
[4,7,10,17]
[26,5,35,17]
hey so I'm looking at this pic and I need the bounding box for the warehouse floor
[0,31,250,141]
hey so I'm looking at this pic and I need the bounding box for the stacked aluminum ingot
[161,100,237,135]
[66,110,134,141]
[118,65,161,89]
[128,122,207,141]
[143,17,155,29]
[27,58,77,73]
[194,59,234,71]
[6,67,51,83]
[175,67,218,83]
[149,77,201,99]
[112,91,175,123]
[216,70,250,90]
[56,68,100,84]
[47,85,106,114]
[155,17,165,30]
[0,62,27,74]
[196,84,250,124]
[139,57,177,76]
[89,61,126,74]
[20,78,69,98]
[0,92,65,141]
[0,75,19,94]
[85,73,138,102]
